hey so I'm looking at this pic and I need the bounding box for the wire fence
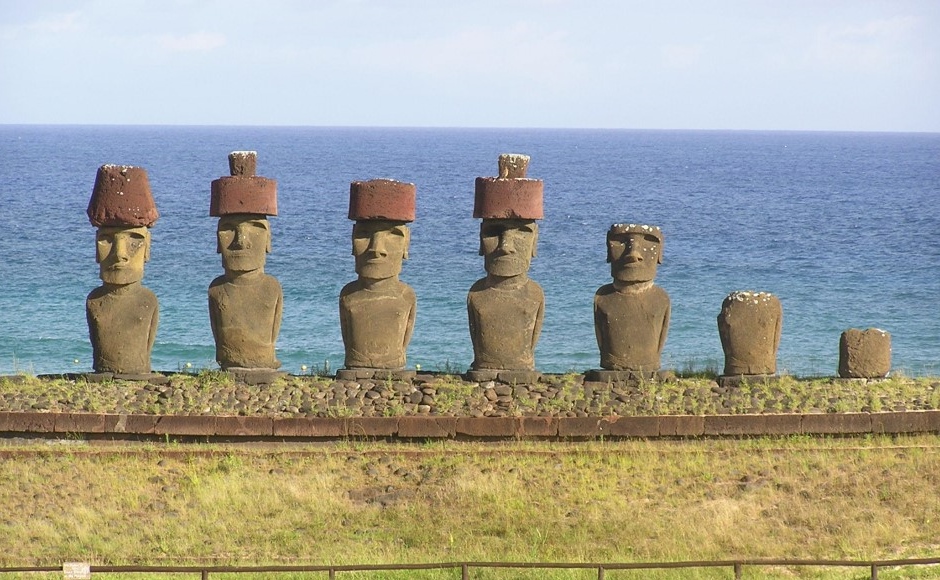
[5,557,940,580]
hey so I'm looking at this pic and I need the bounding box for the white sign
[63,562,91,580]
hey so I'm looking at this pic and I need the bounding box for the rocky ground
[1,371,938,417]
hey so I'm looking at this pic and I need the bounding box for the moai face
[352,220,410,280]
[96,226,150,285]
[480,219,538,278]
[608,226,662,284]
[217,214,271,274]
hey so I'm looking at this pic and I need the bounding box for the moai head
[839,328,891,379]
[474,154,543,278]
[210,151,278,277]
[348,179,416,280]
[87,165,159,284]
[607,224,663,285]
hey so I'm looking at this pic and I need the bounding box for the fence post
[329,568,336,580]
[597,566,605,580]
[734,562,743,579]
[871,564,878,580]
[462,563,469,580]
[201,571,208,580]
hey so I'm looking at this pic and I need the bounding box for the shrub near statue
[85,165,160,375]
[208,152,283,371]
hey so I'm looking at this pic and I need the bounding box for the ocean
[1,126,938,377]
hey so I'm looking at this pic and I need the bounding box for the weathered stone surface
[606,416,660,437]
[87,165,159,227]
[498,153,530,178]
[348,179,416,221]
[273,417,346,437]
[717,291,782,376]
[347,417,399,437]
[518,416,558,437]
[104,414,158,434]
[593,223,670,372]
[215,416,273,436]
[228,150,257,177]
[802,412,871,434]
[839,328,891,378]
[473,178,543,219]
[659,415,705,437]
[870,411,932,434]
[154,415,217,436]
[398,416,457,438]
[703,414,802,436]
[340,217,416,370]
[55,413,106,433]
[0,411,55,432]
[456,417,518,437]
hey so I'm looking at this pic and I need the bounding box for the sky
[1,0,938,131]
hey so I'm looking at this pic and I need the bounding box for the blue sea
[1,126,938,377]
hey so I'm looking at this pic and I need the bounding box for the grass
[1,436,940,579]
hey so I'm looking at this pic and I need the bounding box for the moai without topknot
[589,224,671,381]
[85,164,160,376]
[717,291,782,381]
[338,179,417,378]
[839,328,891,379]
[467,154,544,382]
[208,151,283,373]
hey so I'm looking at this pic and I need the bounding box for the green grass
[1,436,939,579]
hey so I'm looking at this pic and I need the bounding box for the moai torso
[593,283,670,371]
[467,277,544,370]
[340,279,416,369]
[717,291,782,376]
[209,274,282,369]
[86,283,159,374]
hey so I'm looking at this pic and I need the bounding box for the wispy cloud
[157,31,227,52]
[807,16,919,71]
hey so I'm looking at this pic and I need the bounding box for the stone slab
[870,411,936,434]
[54,413,107,434]
[273,418,347,437]
[474,177,543,219]
[801,412,871,434]
[497,370,542,384]
[517,416,558,437]
[214,416,273,436]
[456,417,518,438]
[154,415,217,436]
[704,414,801,436]
[346,417,399,437]
[557,417,613,438]
[0,411,56,432]
[659,415,705,437]
[605,416,660,437]
[398,416,457,438]
[584,369,657,383]
[103,414,158,434]
[348,179,416,222]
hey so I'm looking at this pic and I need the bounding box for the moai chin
[839,328,891,379]
[339,179,417,372]
[85,164,160,375]
[592,224,671,376]
[208,151,283,371]
[467,154,545,374]
[717,291,783,377]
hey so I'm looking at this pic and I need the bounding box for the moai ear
[143,229,152,263]
[265,222,272,254]
[530,223,539,259]
[402,225,411,261]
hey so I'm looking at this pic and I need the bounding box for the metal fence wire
[4,558,940,579]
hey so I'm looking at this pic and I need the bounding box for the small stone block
[398,416,457,438]
[0,411,55,432]
[584,369,657,384]
[348,179,416,222]
[273,418,347,437]
[154,415,217,436]
[113,373,168,384]
[83,372,114,383]
[606,416,660,437]
[55,413,107,434]
[870,411,931,434]
[498,153,530,178]
[104,414,158,434]
[496,370,542,384]
[374,369,417,382]
[518,416,558,437]
[214,416,273,436]
[465,369,499,382]
[456,417,518,437]
[228,151,257,176]
[801,412,871,434]
[347,417,399,437]
[659,415,705,437]
[557,417,607,437]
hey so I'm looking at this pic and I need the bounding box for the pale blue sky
[1,0,938,131]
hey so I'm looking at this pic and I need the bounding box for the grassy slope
[2,436,940,579]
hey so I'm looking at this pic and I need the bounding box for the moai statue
[208,151,283,374]
[590,224,670,381]
[338,179,417,377]
[839,328,891,379]
[85,164,160,376]
[717,291,783,379]
[467,154,544,381]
